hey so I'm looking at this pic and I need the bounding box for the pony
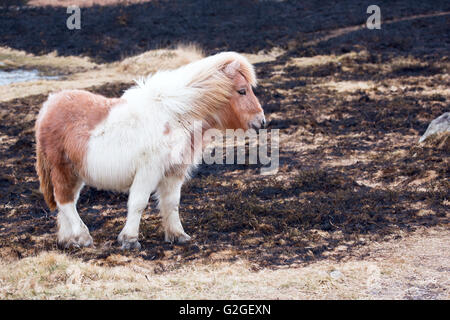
[35,52,265,249]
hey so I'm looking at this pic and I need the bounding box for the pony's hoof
[58,233,93,249]
[120,240,141,251]
[177,233,191,243]
[165,231,191,244]
[118,233,141,251]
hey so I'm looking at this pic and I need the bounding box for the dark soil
[0,0,449,268]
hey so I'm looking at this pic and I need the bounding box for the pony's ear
[222,60,240,78]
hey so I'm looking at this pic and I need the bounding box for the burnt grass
[0,0,449,268]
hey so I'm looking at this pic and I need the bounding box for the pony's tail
[36,145,56,211]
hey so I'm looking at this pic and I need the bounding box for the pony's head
[185,52,265,131]
[220,59,265,131]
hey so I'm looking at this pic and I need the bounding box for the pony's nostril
[261,118,267,128]
[250,122,259,130]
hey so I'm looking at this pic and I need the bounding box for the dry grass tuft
[116,44,204,76]
[0,47,99,74]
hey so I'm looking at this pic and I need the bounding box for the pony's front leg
[118,169,158,250]
[157,175,190,243]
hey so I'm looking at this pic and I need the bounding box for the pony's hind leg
[52,166,92,248]
[157,175,190,243]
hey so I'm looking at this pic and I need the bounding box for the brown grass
[1,226,448,299]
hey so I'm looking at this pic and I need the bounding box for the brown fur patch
[35,89,124,206]
[35,144,56,211]
[163,122,171,135]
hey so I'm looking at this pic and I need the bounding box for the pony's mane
[123,52,257,127]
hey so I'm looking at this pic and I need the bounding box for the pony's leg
[157,175,190,243]
[118,168,158,250]
[52,167,92,248]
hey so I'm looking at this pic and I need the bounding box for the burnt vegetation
[0,0,449,268]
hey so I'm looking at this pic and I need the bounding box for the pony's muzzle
[250,115,267,131]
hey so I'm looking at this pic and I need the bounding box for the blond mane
[124,52,257,127]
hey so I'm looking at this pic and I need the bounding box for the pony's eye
[237,89,246,95]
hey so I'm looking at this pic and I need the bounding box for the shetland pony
[35,52,265,249]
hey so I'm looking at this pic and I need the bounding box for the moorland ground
[0,0,449,299]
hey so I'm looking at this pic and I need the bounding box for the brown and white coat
[35,52,265,249]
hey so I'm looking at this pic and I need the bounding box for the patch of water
[0,69,59,85]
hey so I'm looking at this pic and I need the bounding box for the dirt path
[347,226,449,299]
